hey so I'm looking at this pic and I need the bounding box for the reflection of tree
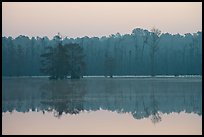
[40,80,87,118]
[150,83,161,124]
[130,83,162,123]
[142,96,150,117]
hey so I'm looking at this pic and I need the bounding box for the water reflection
[40,80,86,117]
[2,77,202,123]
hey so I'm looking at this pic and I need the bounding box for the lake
[2,77,202,135]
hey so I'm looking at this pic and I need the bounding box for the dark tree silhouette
[40,34,85,80]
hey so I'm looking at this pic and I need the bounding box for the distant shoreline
[2,75,202,79]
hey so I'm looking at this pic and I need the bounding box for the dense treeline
[2,28,202,77]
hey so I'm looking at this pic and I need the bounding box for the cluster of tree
[40,34,85,79]
[2,28,202,78]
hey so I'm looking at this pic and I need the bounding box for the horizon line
[2,27,202,40]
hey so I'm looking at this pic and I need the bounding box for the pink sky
[2,2,202,39]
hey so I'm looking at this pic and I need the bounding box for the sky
[2,2,202,39]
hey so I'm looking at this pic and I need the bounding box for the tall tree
[16,44,24,76]
[104,52,115,78]
[66,43,85,79]
[40,34,70,80]
[147,28,161,76]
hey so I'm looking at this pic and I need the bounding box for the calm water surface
[2,77,202,135]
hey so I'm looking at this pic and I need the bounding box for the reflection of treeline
[2,28,202,77]
[2,78,202,120]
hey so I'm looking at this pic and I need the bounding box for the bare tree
[146,28,161,76]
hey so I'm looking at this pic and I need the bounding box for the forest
[2,28,202,78]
